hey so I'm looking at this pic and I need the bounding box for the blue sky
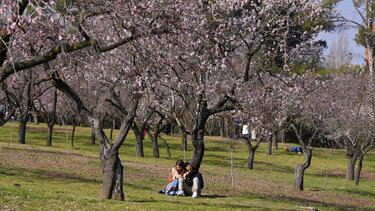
[316,0,365,65]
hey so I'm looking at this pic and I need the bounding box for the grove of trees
[1,0,374,200]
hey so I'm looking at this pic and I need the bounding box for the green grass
[0,122,375,210]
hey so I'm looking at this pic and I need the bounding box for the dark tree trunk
[132,125,144,157]
[266,136,272,155]
[17,72,32,145]
[71,121,76,147]
[46,88,57,146]
[151,136,160,158]
[290,124,318,191]
[90,127,96,145]
[244,139,258,170]
[225,119,229,138]
[190,129,205,171]
[247,149,255,169]
[346,154,357,180]
[145,128,160,158]
[294,163,306,190]
[171,123,175,134]
[94,117,135,201]
[219,117,225,137]
[17,115,27,144]
[272,132,278,150]
[181,130,188,151]
[355,154,365,186]
[110,119,115,140]
[161,136,171,158]
[46,123,53,146]
[293,148,312,190]
[98,145,124,200]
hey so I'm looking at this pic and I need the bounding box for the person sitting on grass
[163,160,188,196]
[184,162,204,198]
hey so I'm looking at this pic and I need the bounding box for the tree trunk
[272,132,278,150]
[181,130,188,151]
[151,136,160,158]
[71,121,76,147]
[293,148,312,190]
[32,112,39,124]
[243,137,259,170]
[266,136,272,155]
[247,149,255,169]
[346,154,357,180]
[17,70,32,145]
[171,124,175,134]
[90,127,96,145]
[17,115,27,144]
[98,147,124,200]
[219,117,225,137]
[294,163,306,190]
[190,129,205,171]
[45,88,57,147]
[281,129,286,143]
[246,143,257,169]
[51,77,140,201]
[95,118,135,201]
[355,154,364,186]
[46,123,53,146]
[161,137,171,158]
[225,119,229,138]
[132,125,144,157]
[110,119,115,140]
[145,128,160,158]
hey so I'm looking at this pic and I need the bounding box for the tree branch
[0,34,139,82]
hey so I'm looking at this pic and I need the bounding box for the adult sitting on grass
[163,160,188,196]
[184,162,204,198]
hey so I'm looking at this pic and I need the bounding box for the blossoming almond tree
[236,73,292,169]
[0,0,331,199]
[1,0,182,200]
[324,71,375,184]
[287,74,333,190]
[144,0,328,171]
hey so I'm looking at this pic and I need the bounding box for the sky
[316,0,365,65]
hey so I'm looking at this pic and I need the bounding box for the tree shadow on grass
[204,151,297,172]
[310,170,375,182]
[234,160,295,173]
[125,182,154,192]
[333,188,375,199]
[200,194,226,198]
[0,166,101,184]
[250,192,373,211]
[206,146,227,152]
[3,147,98,159]
[129,197,266,210]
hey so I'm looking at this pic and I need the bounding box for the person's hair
[175,160,185,168]
[185,162,195,171]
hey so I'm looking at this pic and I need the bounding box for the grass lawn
[0,122,374,210]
